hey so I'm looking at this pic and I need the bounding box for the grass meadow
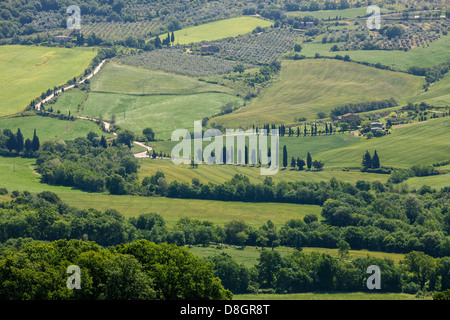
[0,45,96,117]
[81,62,242,139]
[213,59,425,126]
[159,16,273,45]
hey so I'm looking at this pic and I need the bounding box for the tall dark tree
[282,145,288,168]
[100,136,108,148]
[297,158,306,170]
[290,156,296,168]
[6,133,16,153]
[32,129,40,152]
[171,31,175,43]
[306,152,312,170]
[362,150,372,169]
[154,35,162,49]
[15,128,24,153]
[371,150,380,169]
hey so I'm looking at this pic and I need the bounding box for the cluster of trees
[408,60,450,86]
[209,249,450,296]
[389,164,440,184]
[243,60,281,87]
[1,189,449,297]
[154,31,175,49]
[35,133,139,194]
[330,99,399,120]
[0,128,40,156]
[361,150,381,171]
[0,238,231,300]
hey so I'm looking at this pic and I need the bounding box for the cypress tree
[16,128,24,153]
[362,150,372,169]
[372,150,380,169]
[32,129,40,152]
[282,145,288,168]
[6,133,16,153]
[307,152,312,170]
[290,156,296,168]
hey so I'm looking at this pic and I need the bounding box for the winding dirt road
[35,59,153,158]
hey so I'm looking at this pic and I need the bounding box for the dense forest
[0,191,449,297]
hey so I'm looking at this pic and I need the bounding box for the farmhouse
[370,122,386,133]
[53,35,72,43]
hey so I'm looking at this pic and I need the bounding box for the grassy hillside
[0,45,96,117]
[0,116,108,142]
[91,62,234,95]
[81,62,242,139]
[407,71,450,107]
[212,59,425,127]
[316,117,450,168]
[160,16,273,45]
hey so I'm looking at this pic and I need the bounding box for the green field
[0,156,84,195]
[405,173,450,190]
[58,193,321,228]
[188,245,405,268]
[49,89,86,115]
[316,117,450,168]
[300,34,450,71]
[0,116,108,142]
[213,59,425,127]
[81,62,242,139]
[138,159,390,186]
[0,45,96,117]
[161,16,273,45]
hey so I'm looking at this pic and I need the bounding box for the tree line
[0,127,40,156]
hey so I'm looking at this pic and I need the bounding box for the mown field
[159,16,273,45]
[0,45,96,117]
[212,59,425,127]
[81,62,242,139]
[57,193,321,228]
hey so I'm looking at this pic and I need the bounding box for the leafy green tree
[401,251,437,290]
[337,239,350,260]
[117,130,135,148]
[116,240,232,300]
[142,127,155,141]
[6,132,16,152]
[256,250,283,288]
[99,254,156,300]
